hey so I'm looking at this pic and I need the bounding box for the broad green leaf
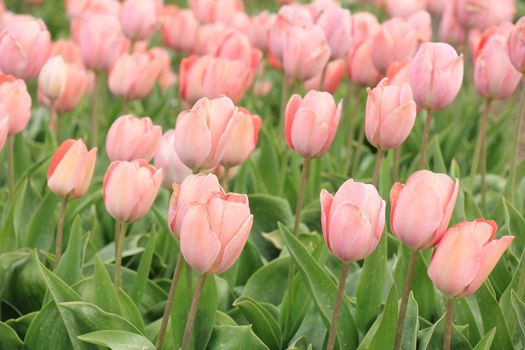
[279,223,358,349]
[401,293,418,350]
[5,311,36,340]
[243,257,289,305]
[39,262,80,302]
[207,325,269,350]
[130,228,157,304]
[472,328,496,350]
[25,191,59,250]
[367,285,398,349]
[418,313,472,350]
[476,283,513,349]
[0,322,22,350]
[0,180,28,253]
[511,290,525,345]
[24,301,74,350]
[78,330,155,350]
[0,251,30,299]
[55,215,84,285]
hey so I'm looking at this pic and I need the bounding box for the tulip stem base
[91,73,100,147]
[55,196,69,265]
[394,249,419,350]
[480,99,492,213]
[372,149,385,187]
[294,158,310,234]
[181,273,207,350]
[7,136,14,195]
[326,262,350,350]
[222,166,231,191]
[444,298,455,350]
[156,253,184,350]
[509,87,525,204]
[49,104,57,140]
[114,221,127,295]
[393,146,401,182]
[419,110,432,169]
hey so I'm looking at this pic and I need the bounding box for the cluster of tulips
[0,0,524,349]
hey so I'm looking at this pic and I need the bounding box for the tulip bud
[189,0,244,25]
[347,40,381,87]
[268,4,313,60]
[150,47,177,92]
[474,24,522,100]
[365,78,417,150]
[386,0,426,18]
[454,0,515,31]
[161,6,199,53]
[120,0,160,41]
[386,60,411,86]
[0,74,32,136]
[304,58,346,93]
[250,11,275,52]
[180,191,253,274]
[168,173,223,238]
[106,114,162,162]
[103,160,162,222]
[221,108,262,167]
[282,25,331,82]
[174,96,236,170]
[193,23,228,55]
[285,90,342,158]
[409,42,464,110]
[38,57,68,102]
[316,7,353,60]
[320,179,386,262]
[408,10,432,43]
[0,108,10,152]
[47,139,97,198]
[209,29,262,70]
[428,219,513,297]
[0,17,51,80]
[50,40,84,68]
[439,1,466,47]
[391,170,460,250]
[39,63,89,113]
[65,0,121,19]
[508,16,525,74]
[352,12,380,48]
[154,130,192,188]
[108,51,162,100]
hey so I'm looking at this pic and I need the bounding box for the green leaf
[0,322,22,350]
[207,325,269,350]
[25,191,60,250]
[368,285,398,349]
[39,261,81,302]
[78,330,155,350]
[511,290,525,344]
[243,257,289,305]
[0,180,28,253]
[401,293,418,350]
[130,228,157,304]
[279,223,358,349]
[472,328,496,350]
[24,302,74,350]
[476,283,513,349]
[234,296,282,350]
[55,215,84,285]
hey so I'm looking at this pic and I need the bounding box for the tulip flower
[39,63,89,113]
[49,40,84,67]
[0,74,32,137]
[408,10,432,43]
[428,219,513,350]
[0,115,8,153]
[161,6,199,53]
[209,29,262,70]
[120,0,160,41]
[106,114,162,162]
[108,51,162,100]
[188,0,244,25]
[38,57,68,107]
[352,12,380,49]
[508,17,525,74]
[316,7,353,60]
[386,0,426,18]
[0,17,51,80]
[221,108,262,168]
[285,90,342,159]
[47,139,97,262]
[427,0,449,14]
[386,60,411,86]
[154,130,192,188]
[65,0,121,19]
[321,178,385,350]
[193,23,227,55]
[348,40,382,87]
[304,59,346,93]
[174,96,236,170]
[454,0,515,31]
[150,47,177,92]
[250,11,275,52]
[439,1,466,47]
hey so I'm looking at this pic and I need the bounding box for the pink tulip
[39,63,89,113]
[304,58,346,93]
[154,130,192,188]
[352,12,380,49]
[150,47,177,92]
[308,0,341,20]
[221,108,262,167]
[50,40,85,67]
[428,219,514,296]
[252,79,272,96]
[454,0,515,31]
[77,13,130,71]
[409,42,464,111]
[386,60,411,86]
[174,96,235,170]
[283,25,331,82]
[386,0,426,18]
[193,23,227,55]
[427,0,449,14]
[0,74,31,136]
[285,90,342,158]
[408,10,432,43]
[508,16,525,74]
[161,6,199,53]
[179,55,253,104]
[474,24,522,99]
[229,11,251,37]
[0,17,51,80]
[250,11,275,52]
[0,114,8,152]
[391,170,460,250]
[439,1,466,47]
[316,7,353,60]
[120,0,161,41]
[103,160,162,222]
[188,0,243,25]
[348,40,382,87]
[108,51,162,100]
[168,173,223,238]
[106,114,162,162]
[47,139,97,198]
[320,179,386,262]
[365,78,417,150]
[371,17,419,74]
[65,0,120,19]
[209,29,262,70]
[268,4,313,60]
[38,57,67,102]
[180,191,253,274]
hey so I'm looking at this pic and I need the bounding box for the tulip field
[3,0,525,349]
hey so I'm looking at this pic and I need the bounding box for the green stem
[55,196,69,264]
[293,158,310,234]
[123,98,130,114]
[221,166,230,191]
[479,99,492,214]
[393,146,401,182]
[49,103,57,139]
[372,149,385,187]
[156,254,184,350]
[114,221,127,294]
[443,298,455,350]
[7,136,14,195]
[181,273,207,350]
[419,110,433,169]
[344,83,356,175]
[394,249,419,350]
[319,64,327,92]
[91,73,100,147]
[351,119,366,174]
[326,262,350,350]
[509,87,525,204]
[280,74,289,131]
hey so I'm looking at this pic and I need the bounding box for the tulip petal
[284,94,302,151]
[174,110,212,169]
[290,108,329,158]
[71,147,97,198]
[320,189,334,249]
[213,215,253,274]
[379,101,416,149]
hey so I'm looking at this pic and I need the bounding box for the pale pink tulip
[454,0,515,31]
[285,90,342,158]
[38,57,67,102]
[348,40,382,87]
[161,6,199,53]
[106,114,162,162]
[428,219,514,296]
[209,29,262,70]
[305,58,346,93]
[39,64,89,113]
[316,7,353,59]
[427,0,449,14]
[0,74,31,136]
[409,42,464,110]
[0,17,51,80]
[508,16,525,74]
[150,47,177,92]
[229,11,251,37]
[168,173,223,238]
[386,0,426,18]
[154,130,192,188]
[365,78,417,150]
[188,0,243,25]
[391,170,459,250]
[174,96,235,170]
[386,60,411,86]
[65,0,120,19]
[308,0,341,20]
[221,108,262,167]
[408,10,432,43]
[250,11,275,52]
[352,12,380,49]
[180,191,253,274]
[193,23,227,55]
[439,1,466,46]
[120,0,161,41]
[0,114,8,152]
[321,179,385,262]
[50,40,84,67]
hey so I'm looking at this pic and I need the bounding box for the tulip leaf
[243,257,290,305]
[55,215,84,285]
[511,290,525,345]
[279,223,358,350]
[472,328,496,350]
[207,325,269,350]
[78,330,155,350]
[0,180,28,253]
[476,283,513,349]
[0,322,22,350]
[25,191,60,250]
[401,292,418,350]
[130,227,157,304]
